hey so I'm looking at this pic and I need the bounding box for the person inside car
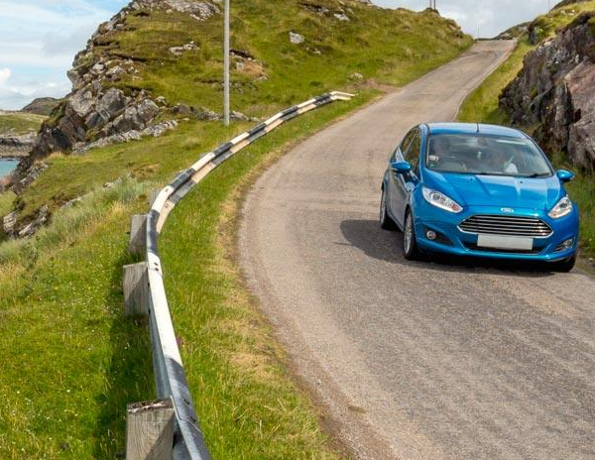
[428,136,452,167]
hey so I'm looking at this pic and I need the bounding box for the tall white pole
[224,0,230,126]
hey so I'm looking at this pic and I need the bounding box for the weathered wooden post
[126,398,175,460]
[149,189,160,208]
[123,262,149,317]
[128,214,147,255]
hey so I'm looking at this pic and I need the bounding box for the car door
[389,128,421,226]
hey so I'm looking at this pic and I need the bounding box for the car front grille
[459,215,553,238]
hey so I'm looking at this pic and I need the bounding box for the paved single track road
[240,41,595,460]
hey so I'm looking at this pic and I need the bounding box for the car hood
[425,171,564,211]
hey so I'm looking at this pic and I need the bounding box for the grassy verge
[0,178,153,460]
[160,95,369,459]
[554,153,595,257]
[457,40,532,124]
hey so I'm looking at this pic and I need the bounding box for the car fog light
[555,238,575,252]
[426,230,437,241]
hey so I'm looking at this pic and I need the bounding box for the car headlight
[548,196,573,219]
[422,187,463,213]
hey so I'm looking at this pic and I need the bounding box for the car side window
[392,130,416,162]
[403,130,421,174]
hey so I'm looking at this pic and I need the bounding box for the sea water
[0,159,17,180]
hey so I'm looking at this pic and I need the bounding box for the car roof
[425,123,527,139]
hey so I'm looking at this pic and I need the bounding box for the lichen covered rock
[500,12,595,171]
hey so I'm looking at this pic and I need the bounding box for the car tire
[380,187,398,231]
[552,253,577,273]
[403,210,421,260]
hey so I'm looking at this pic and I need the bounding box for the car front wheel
[403,210,421,260]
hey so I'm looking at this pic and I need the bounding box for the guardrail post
[123,262,149,317]
[149,189,160,208]
[126,398,175,460]
[129,214,147,255]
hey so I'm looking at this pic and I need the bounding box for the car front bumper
[413,202,579,263]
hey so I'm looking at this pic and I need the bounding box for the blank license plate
[477,234,534,250]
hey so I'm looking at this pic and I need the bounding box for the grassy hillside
[457,1,595,260]
[13,1,470,221]
[0,112,46,136]
[0,1,472,458]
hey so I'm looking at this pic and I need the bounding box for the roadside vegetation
[0,1,473,458]
[0,191,16,242]
[457,40,532,125]
[457,1,595,260]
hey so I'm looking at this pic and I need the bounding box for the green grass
[15,121,248,219]
[0,179,153,460]
[0,190,16,243]
[0,112,46,135]
[0,1,474,458]
[554,153,595,256]
[457,1,595,261]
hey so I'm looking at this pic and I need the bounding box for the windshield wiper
[475,172,504,176]
[523,173,550,178]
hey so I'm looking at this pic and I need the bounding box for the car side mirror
[556,169,575,183]
[390,161,412,175]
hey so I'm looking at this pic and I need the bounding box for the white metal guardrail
[128,91,353,460]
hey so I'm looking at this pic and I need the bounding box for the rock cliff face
[500,12,595,171]
[14,0,220,177]
[0,133,36,158]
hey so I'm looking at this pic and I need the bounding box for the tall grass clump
[0,176,147,266]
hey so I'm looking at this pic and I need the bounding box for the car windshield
[426,133,553,177]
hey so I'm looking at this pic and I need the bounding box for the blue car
[380,123,579,272]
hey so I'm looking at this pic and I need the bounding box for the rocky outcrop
[73,120,178,154]
[12,0,221,183]
[0,133,36,158]
[500,12,595,171]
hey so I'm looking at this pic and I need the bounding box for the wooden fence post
[149,190,160,208]
[123,262,149,317]
[126,398,175,460]
[128,214,147,255]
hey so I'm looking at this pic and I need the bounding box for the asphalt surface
[239,41,595,460]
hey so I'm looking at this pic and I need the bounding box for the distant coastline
[0,158,18,180]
